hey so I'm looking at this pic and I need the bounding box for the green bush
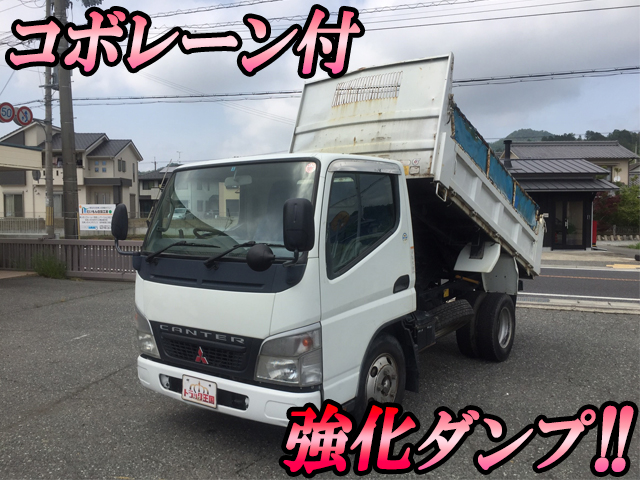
[32,254,67,279]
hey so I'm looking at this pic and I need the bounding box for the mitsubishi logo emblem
[195,347,208,365]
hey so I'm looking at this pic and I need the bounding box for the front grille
[162,338,246,371]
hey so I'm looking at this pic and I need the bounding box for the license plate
[181,375,217,409]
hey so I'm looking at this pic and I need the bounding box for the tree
[594,192,620,232]
[585,130,606,141]
[541,133,577,141]
[594,185,640,232]
[615,184,640,228]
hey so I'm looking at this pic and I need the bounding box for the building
[502,141,619,250]
[505,141,639,185]
[0,122,143,219]
[630,163,640,187]
[138,163,181,218]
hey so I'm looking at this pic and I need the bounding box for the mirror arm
[283,249,299,267]
[115,239,140,257]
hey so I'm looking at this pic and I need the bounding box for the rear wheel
[354,334,406,419]
[456,292,486,358]
[475,293,515,362]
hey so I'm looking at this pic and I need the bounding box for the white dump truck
[112,54,543,426]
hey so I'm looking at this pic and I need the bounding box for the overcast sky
[1,0,638,171]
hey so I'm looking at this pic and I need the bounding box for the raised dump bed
[290,53,543,275]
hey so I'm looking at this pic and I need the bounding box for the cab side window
[326,172,397,278]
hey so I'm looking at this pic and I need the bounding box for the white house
[0,122,143,219]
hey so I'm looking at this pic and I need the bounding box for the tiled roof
[138,170,166,181]
[510,141,639,160]
[507,159,607,176]
[87,139,131,157]
[517,179,619,192]
[38,132,106,151]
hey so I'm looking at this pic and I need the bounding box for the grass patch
[627,242,640,249]
[32,254,67,279]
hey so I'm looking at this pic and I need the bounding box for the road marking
[521,292,640,303]
[607,264,640,269]
[71,334,90,341]
[542,266,639,272]
[540,275,639,282]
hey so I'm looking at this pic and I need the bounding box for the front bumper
[137,356,322,426]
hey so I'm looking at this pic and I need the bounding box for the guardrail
[0,239,143,281]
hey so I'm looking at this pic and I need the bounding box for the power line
[454,66,640,86]
[0,69,15,95]
[12,65,639,108]
[148,0,283,19]
[150,0,490,30]
[366,3,640,32]
[138,72,295,124]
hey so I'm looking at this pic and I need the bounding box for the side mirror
[111,204,128,241]
[283,198,314,253]
[111,204,138,257]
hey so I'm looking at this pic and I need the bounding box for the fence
[600,226,640,236]
[0,239,143,281]
[0,218,45,234]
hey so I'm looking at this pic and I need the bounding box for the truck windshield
[142,160,318,260]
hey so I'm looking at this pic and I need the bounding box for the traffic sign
[0,102,15,123]
[14,106,33,126]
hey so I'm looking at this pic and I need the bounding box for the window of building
[122,161,126,173]
[597,165,613,182]
[53,193,62,218]
[326,172,397,278]
[95,161,99,166]
[102,161,106,165]
[142,181,150,190]
[133,164,136,182]
[102,168,107,173]
[117,159,122,172]
[197,200,204,212]
[95,168,99,172]
[95,193,111,204]
[4,193,24,217]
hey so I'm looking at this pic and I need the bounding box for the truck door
[319,159,415,405]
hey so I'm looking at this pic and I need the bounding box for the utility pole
[54,0,79,239]
[44,0,54,239]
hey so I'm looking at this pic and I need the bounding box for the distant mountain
[489,129,553,153]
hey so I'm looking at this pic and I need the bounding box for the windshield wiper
[203,241,255,269]
[146,241,219,263]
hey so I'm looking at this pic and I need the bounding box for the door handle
[393,275,410,293]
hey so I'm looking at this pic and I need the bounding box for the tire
[475,293,516,362]
[354,334,406,419]
[455,292,486,358]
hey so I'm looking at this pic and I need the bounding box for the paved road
[523,267,640,300]
[0,277,638,479]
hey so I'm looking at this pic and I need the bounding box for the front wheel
[475,293,516,362]
[354,334,406,418]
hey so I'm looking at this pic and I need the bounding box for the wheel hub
[497,307,513,349]
[366,354,398,403]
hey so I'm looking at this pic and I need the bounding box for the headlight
[255,325,322,387]
[135,307,160,359]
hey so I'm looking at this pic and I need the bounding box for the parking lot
[0,276,638,479]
